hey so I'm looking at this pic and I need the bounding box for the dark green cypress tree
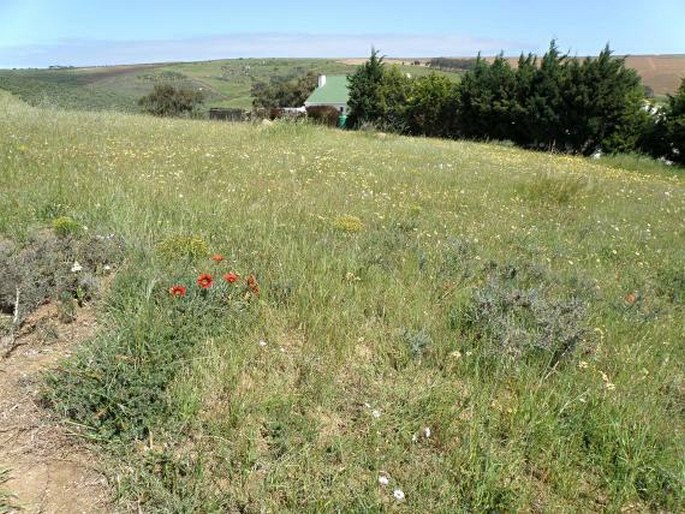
[456,53,518,141]
[511,53,537,145]
[663,79,685,165]
[347,48,386,128]
[526,40,567,149]
[581,45,646,154]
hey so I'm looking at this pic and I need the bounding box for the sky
[0,0,683,68]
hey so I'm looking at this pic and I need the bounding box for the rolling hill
[0,58,460,113]
[1,54,681,114]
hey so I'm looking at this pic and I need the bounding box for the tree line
[347,43,685,165]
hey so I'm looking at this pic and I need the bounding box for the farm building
[304,75,350,114]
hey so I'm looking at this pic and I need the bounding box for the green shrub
[156,235,209,262]
[305,105,340,126]
[520,172,589,205]
[138,84,204,118]
[52,215,81,237]
[451,262,589,366]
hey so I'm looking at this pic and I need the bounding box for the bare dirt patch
[0,302,111,513]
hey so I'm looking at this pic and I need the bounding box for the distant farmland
[485,54,685,97]
[623,55,685,95]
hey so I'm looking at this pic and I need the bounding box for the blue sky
[0,0,683,68]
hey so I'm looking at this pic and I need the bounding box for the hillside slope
[0,58,460,113]
[0,92,683,512]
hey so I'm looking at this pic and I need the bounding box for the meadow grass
[1,91,683,512]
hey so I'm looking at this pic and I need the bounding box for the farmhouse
[304,75,350,114]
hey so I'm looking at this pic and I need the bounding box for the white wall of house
[303,101,348,114]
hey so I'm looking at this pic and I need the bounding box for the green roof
[305,75,349,105]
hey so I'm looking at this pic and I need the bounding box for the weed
[156,235,209,262]
[0,231,123,324]
[0,468,16,514]
[56,291,76,324]
[520,171,589,205]
[452,262,589,366]
[655,264,684,304]
[400,328,432,359]
[52,215,82,237]
[332,215,363,233]
[45,264,261,441]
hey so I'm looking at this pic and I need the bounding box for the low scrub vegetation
[0,91,682,511]
[138,83,204,118]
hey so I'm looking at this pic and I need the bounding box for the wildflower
[393,489,405,502]
[345,271,360,282]
[378,475,389,486]
[169,285,187,297]
[372,409,381,419]
[223,272,239,284]
[258,340,267,347]
[197,273,213,289]
[247,273,260,295]
[423,427,431,438]
[211,254,225,263]
[71,261,83,273]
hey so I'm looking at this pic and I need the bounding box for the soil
[0,302,111,513]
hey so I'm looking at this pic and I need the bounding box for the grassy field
[0,90,683,512]
[0,58,460,113]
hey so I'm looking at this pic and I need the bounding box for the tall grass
[1,90,683,511]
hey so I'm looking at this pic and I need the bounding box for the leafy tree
[251,72,317,109]
[405,73,458,137]
[377,65,412,131]
[138,84,204,117]
[347,48,386,127]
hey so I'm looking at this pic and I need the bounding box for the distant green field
[0,58,461,113]
[1,91,682,512]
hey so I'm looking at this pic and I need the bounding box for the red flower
[169,285,186,297]
[197,273,213,289]
[246,273,260,296]
[211,254,224,263]
[223,272,239,284]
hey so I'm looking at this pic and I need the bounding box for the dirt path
[0,303,111,513]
